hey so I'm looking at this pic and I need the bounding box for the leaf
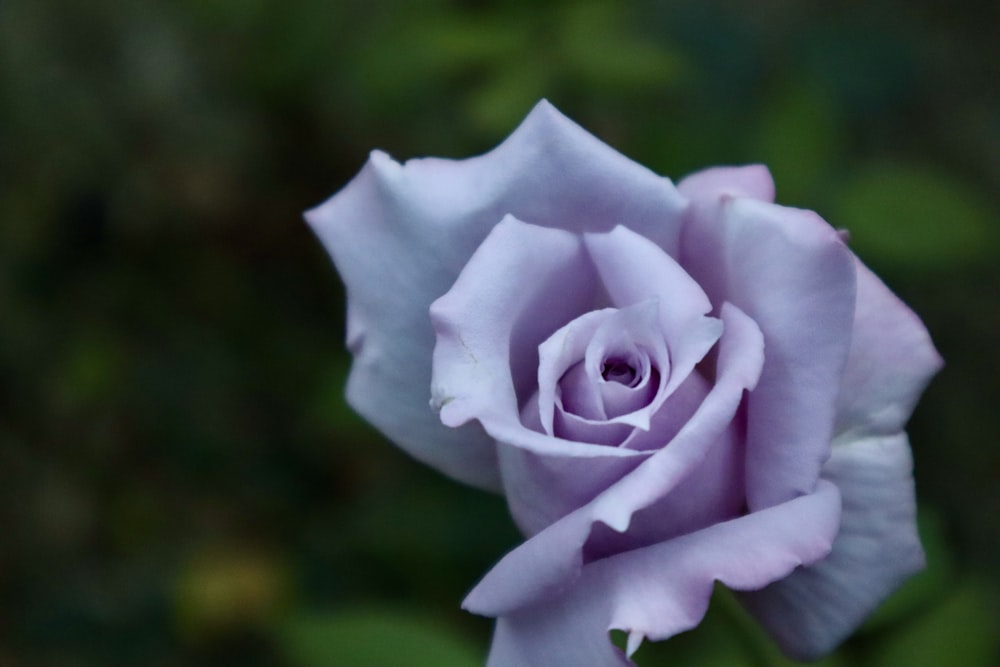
[749,84,840,204]
[866,578,999,667]
[558,1,686,90]
[831,161,996,270]
[465,61,552,135]
[710,585,849,667]
[632,584,848,666]
[279,607,481,667]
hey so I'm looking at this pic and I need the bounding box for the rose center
[601,357,639,387]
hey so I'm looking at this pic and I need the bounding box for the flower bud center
[601,357,639,387]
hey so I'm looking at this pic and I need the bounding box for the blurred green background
[1,0,997,665]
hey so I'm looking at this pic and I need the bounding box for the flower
[306,101,942,666]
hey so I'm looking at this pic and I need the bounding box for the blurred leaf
[802,23,916,116]
[180,0,270,27]
[419,14,529,67]
[307,356,369,436]
[353,9,527,112]
[710,585,849,667]
[866,578,999,667]
[279,608,481,667]
[626,594,758,667]
[832,161,997,270]
[466,60,551,135]
[633,584,849,667]
[559,1,686,91]
[174,549,290,642]
[750,83,840,204]
[58,329,126,409]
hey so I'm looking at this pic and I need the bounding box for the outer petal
[681,197,857,510]
[465,303,765,616]
[739,433,924,660]
[306,152,501,489]
[487,481,841,667]
[677,164,776,203]
[307,100,685,489]
[835,258,943,439]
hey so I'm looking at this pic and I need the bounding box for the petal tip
[527,97,566,123]
[625,630,644,658]
[302,205,323,229]
[678,164,776,202]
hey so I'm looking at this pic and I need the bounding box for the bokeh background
[1,0,997,665]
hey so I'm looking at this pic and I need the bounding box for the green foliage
[750,83,842,204]
[832,161,996,270]
[279,608,481,667]
[867,579,999,667]
[0,0,996,665]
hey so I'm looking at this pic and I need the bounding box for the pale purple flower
[306,101,942,666]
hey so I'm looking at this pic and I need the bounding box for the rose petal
[676,164,777,203]
[487,480,841,667]
[583,301,666,424]
[431,216,598,433]
[307,100,685,489]
[739,432,924,660]
[597,375,658,420]
[584,375,742,559]
[835,258,944,439]
[537,301,668,439]
[553,408,635,447]
[305,152,502,489]
[499,441,650,537]
[682,197,857,510]
[623,372,710,451]
[537,310,614,430]
[557,363,608,422]
[465,303,765,616]
[468,100,688,254]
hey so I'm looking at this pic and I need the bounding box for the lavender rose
[306,101,941,666]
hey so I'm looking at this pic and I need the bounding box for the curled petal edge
[487,480,842,667]
[465,301,765,617]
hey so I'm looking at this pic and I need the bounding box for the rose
[306,101,941,666]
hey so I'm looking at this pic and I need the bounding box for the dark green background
[1,1,997,665]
